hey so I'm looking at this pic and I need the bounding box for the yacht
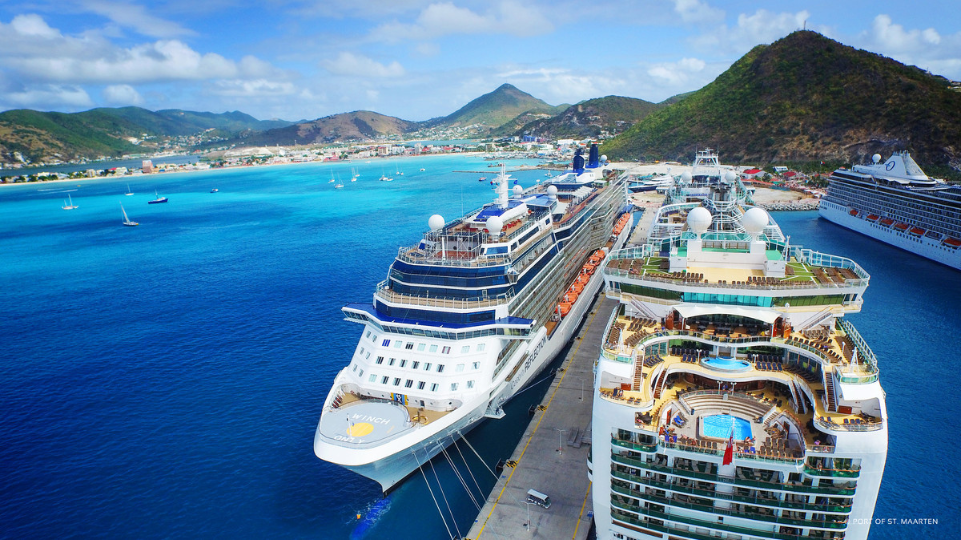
[148,191,168,204]
[120,203,138,226]
[61,194,78,210]
[592,149,886,540]
[819,151,961,270]
[314,145,630,491]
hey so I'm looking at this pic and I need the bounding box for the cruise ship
[314,145,630,491]
[591,150,887,540]
[819,151,961,271]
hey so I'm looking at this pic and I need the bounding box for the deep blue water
[0,162,956,538]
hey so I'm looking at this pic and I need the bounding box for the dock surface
[467,296,618,540]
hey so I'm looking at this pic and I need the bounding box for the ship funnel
[572,148,585,174]
[587,143,599,168]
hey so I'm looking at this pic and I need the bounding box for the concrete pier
[466,296,618,540]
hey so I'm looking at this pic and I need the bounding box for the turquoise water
[1,164,958,538]
[703,415,753,440]
[701,356,751,372]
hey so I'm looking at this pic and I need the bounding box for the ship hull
[819,201,961,270]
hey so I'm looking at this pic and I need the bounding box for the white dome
[681,171,692,183]
[428,214,445,232]
[742,207,769,235]
[512,185,523,197]
[487,215,504,234]
[687,207,712,235]
[872,153,882,164]
[547,185,558,200]
[724,171,738,183]
[600,154,608,162]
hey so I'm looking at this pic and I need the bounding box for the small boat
[120,203,138,226]
[148,190,168,204]
[62,194,78,210]
[125,184,134,196]
[335,183,344,189]
[351,168,359,182]
[379,169,392,182]
[210,188,219,193]
[396,170,404,176]
[419,168,425,172]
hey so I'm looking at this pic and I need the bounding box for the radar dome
[428,214,445,231]
[681,171,692,183]
[872,154,882,164]
[547,185,558,200]
[742,207,769,235]
[724,171,738,183]
[512,185,524,197]
[487,216,504,235]
[600,155,608,162]
[687,207,712,235]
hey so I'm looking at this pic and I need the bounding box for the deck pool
[700,356,751,372]
[702,414,753,440]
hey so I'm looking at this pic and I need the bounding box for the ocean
[0,158,956,539]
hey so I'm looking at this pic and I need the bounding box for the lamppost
[525,501,534,532]
[556,428,567,454]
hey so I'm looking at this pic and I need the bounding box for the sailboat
[379,169,392,182]
[62,194,78,210]
[351,168,359,182]
[125,184,134,196]
[120,203,138,226]
[148,190,168,204]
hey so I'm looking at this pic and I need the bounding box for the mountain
[506,95,660,139]
[425,83,562,130]
[601,31,961,172]
[0,107,294,164]
[236,111,417,146]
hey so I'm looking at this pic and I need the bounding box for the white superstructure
[591,151,887,540]
[314,145,631,491]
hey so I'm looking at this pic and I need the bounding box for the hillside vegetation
[602,31,961,171]
[508,95,660,139]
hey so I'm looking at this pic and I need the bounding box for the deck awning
[674,304,781,324]
[837,380,883,401]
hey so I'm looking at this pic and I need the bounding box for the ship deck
[607,255,863,287]
[318,393,452,446]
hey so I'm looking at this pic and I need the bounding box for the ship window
[461,345,470,354]
[431,383,439,392]
[371,334,377,342]
[406,342,414,350]
[442,346,451,354]
[437,365,445,373]
[382,339,390,346]
[358,369,363,378]
[393,378,401,386]
[365,352,370,359]
[450,383,458,391]
[412,361,420,369]
[369,374,377,382]
[429,345,438,353]
[359,347,365,355]
[477,344,486,352]
[376,356,384,364]
[400,359,408,368]
[418,381,425,390]
[467,380,474,389]
[405,379,413,388]
[424,363,432,371]
[381,376,389,384]
[473,362,480,370]
[389,358,396,366]
[456,364,465,372]
[365,331,371,339]
[417,343,426,351]
[394,341,403,349]
[351,364,357,372]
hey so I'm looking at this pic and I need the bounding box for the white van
[526,489,551,509]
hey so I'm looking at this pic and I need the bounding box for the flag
[723,430,734,465]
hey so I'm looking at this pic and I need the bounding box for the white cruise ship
[314,145,630,491]
[819,151,961,271]
[591,151,887,540]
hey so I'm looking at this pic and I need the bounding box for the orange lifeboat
[566,291,579,303]
[558,303,572,316]
[572,283,584,294]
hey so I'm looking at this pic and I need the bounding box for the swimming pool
[701,356,752,372]
[702,414,753,440]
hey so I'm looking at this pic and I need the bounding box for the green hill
[601,31,961,171]
[425,83,560,130]
[508,95,660,139]
[0,107,293,164]
[240,110,417,146]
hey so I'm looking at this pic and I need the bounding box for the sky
[0,0,958,122]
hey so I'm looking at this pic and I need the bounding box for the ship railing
[396,245,510,268]
[374,280,514,309]
[603,267,867,292]
[813,414,883,432]
[791,248,870,281]
[835,319,879,382]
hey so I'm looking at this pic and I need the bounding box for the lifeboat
[572,283,584,294]
[944,237,961,248]
[566,291,579,303]
[558,303,572,316]
[866,214,879,221]
[879,218,894,226]
[893,223,909,231]
[909,227,925,236]
[849,208,859,216]
[577,274,589,285]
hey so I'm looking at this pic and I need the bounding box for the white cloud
[369,1,553,43]
[673,0,724,25]
[321,52,405,78]
[414,42,440,56]
[0,15,287,84]
[690,9,810,55]
[102,84,143,105]
[78,0,193,38]
[863,15,942,54]
[0,84,92,109]
[647,57,706,86]
[209,79,298,97]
